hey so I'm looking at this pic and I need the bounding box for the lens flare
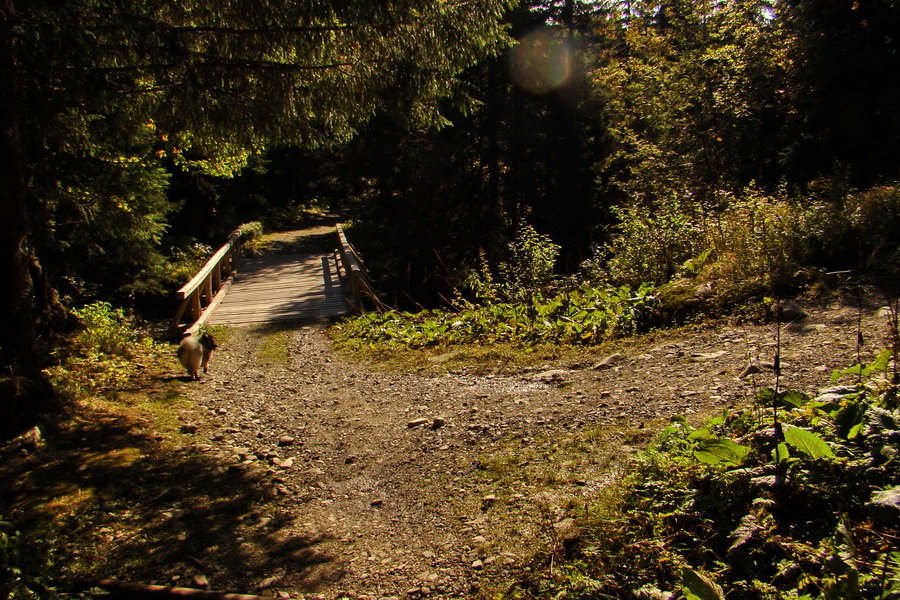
[510,28,574,95]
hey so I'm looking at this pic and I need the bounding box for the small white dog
[177,333,218,380]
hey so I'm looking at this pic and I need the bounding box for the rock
[277,436,295,447]
[258,576,281,590]
[695,282,714,299]
[593,353,624,370]
[431,417,447,430]
[691,350,727,361]
[180,424,199,434]
[740,362,762,378]
[407,418,429,429]
[481,495,498,510]
[191,575,209,589]
[272,457,294,468]
[470,560,484,570]
[655,277,713,322]
[865,487,900,523]
[778,299,808,322]
[428,351,460,363]
[532,369,569,383]
[21,426,43,451]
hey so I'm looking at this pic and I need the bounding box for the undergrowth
[500,348,900,599]
[333,284,658,349]
[47,302,162,398]
[2,302,209,599]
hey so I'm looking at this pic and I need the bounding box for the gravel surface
[173,290,893,599]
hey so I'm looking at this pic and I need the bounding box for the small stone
[407,418,429,429]
[277,436,295,447]
[593,353,624,370]
[180,424,199,434]
[192,574,209,589]
[431,418,446,430]
[691,350,728,361]
[740,362,762,378]
[278,457,294,469]
[345,455,357,464]
[371,499,384,507]
[470,560,484,570]
[532,369,568,383]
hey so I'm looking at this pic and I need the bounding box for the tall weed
[587,182,900,301]
[464,225,561,303]
[583,194,706,287]
[48,302,158,398]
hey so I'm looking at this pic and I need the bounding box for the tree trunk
[0,0,53,432]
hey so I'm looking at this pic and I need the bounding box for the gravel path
[174,292,892,599]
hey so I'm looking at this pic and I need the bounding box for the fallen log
[92,579,293,600]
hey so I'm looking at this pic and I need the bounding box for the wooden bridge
[171,223,383,334]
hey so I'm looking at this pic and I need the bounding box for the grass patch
[254,325,296,366]
[1,312,305,598]
[331,318,708,376]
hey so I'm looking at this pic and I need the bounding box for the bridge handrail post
[335,224,385,314]
[170,229,242,334]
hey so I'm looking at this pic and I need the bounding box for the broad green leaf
[778,389,811,409]
[694,439,751,466]
[783,425,834,459]
[688,428,716,441]
[682,566,725,600]
[772,442,790,463]
[756,387,776,404]
[871,348,893,373]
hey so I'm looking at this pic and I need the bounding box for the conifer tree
[0,0,512,428]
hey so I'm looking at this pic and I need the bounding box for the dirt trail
[175,286,891,599]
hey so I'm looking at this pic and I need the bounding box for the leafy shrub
[584,183,900,307]
[48,302,158,398]
[0,517,55,600]
[508,351,900,599]
[464,225,561,304]
[703,187,829,301]
[497,225,562,302]
[237,220,265,241]
[584,194,707,288]
[334,283,657,348]
[126,242,213,307]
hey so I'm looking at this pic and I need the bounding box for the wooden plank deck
[206,252,349,326]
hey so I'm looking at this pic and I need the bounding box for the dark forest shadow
[0,405,339,595]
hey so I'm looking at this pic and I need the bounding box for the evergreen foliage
[0,0,513,421]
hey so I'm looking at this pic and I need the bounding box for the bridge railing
[335,224,386,314]
[170,229,242,334]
